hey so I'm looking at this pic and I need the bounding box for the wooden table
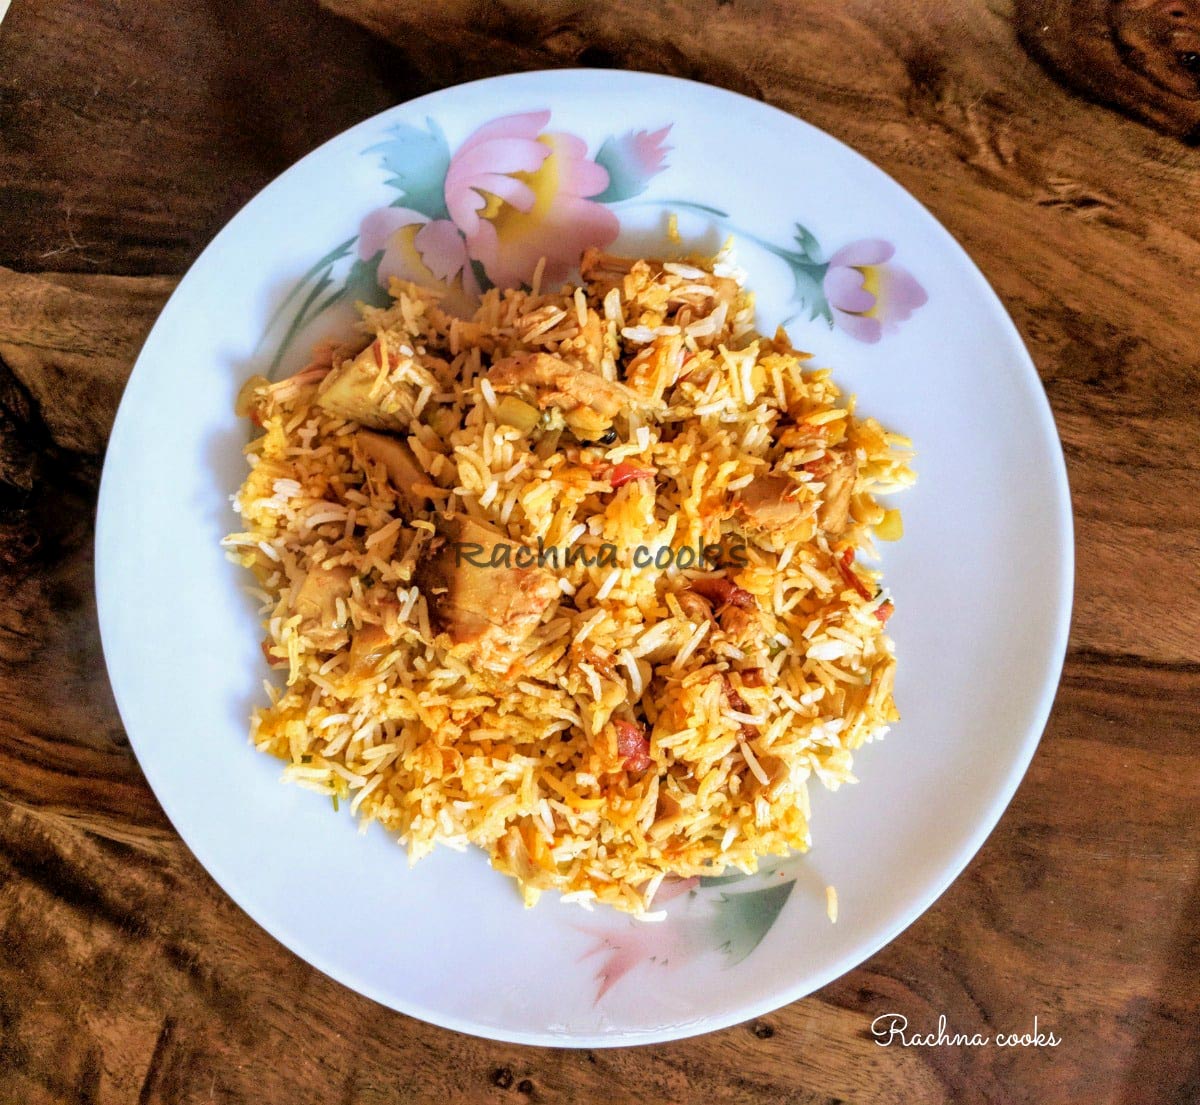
[2,2,1198,1102]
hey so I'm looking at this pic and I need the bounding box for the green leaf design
[268,251,393,371]
[468,258,493,293]
[784,258,833,324]
[590,126,672,204]
[629,201,833,325]
[698,871,753,889]
[699,858,791,890]
[792,222,824,263]
[709,880,796,966]
[649,197,731,219]
[259,236,356,349]
[365,118,451,221]
[270,264,337,371]
[341,251,392,310]
[593,135,645,204]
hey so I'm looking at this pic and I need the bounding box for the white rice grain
[807,639,850,661]
[672,619,711,670]
[740,739,771,787]
[594,568,621,602]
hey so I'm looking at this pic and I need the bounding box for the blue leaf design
[365,119,451,221]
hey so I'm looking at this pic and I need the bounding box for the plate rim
[95,67,1075,1047]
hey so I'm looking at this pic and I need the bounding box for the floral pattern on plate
[579,870,799,1003]
[265,110,926,366]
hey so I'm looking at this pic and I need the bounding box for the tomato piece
[836,548,873,602]
[614,719,652,772]
[607,462,656,489]
[689,576,755,611]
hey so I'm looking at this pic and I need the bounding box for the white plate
[96,70,1073,1046]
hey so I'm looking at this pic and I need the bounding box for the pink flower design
[443,111,553,239]
[822,239,928,344]
[443,110,620,289]
[577,921,696,1002]
[652,876,700,904]
[358,206,480,314]
[591,126,673,203]
[273,115,927,414]
[621,126,672,177]
[573,878,700,1002]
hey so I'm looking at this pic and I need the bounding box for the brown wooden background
[2,1,1198,1102]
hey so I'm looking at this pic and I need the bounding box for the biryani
[224,248,914,915]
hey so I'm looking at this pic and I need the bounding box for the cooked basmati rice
[227,249,914,914]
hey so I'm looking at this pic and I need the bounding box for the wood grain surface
[1,1,1198,1103]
